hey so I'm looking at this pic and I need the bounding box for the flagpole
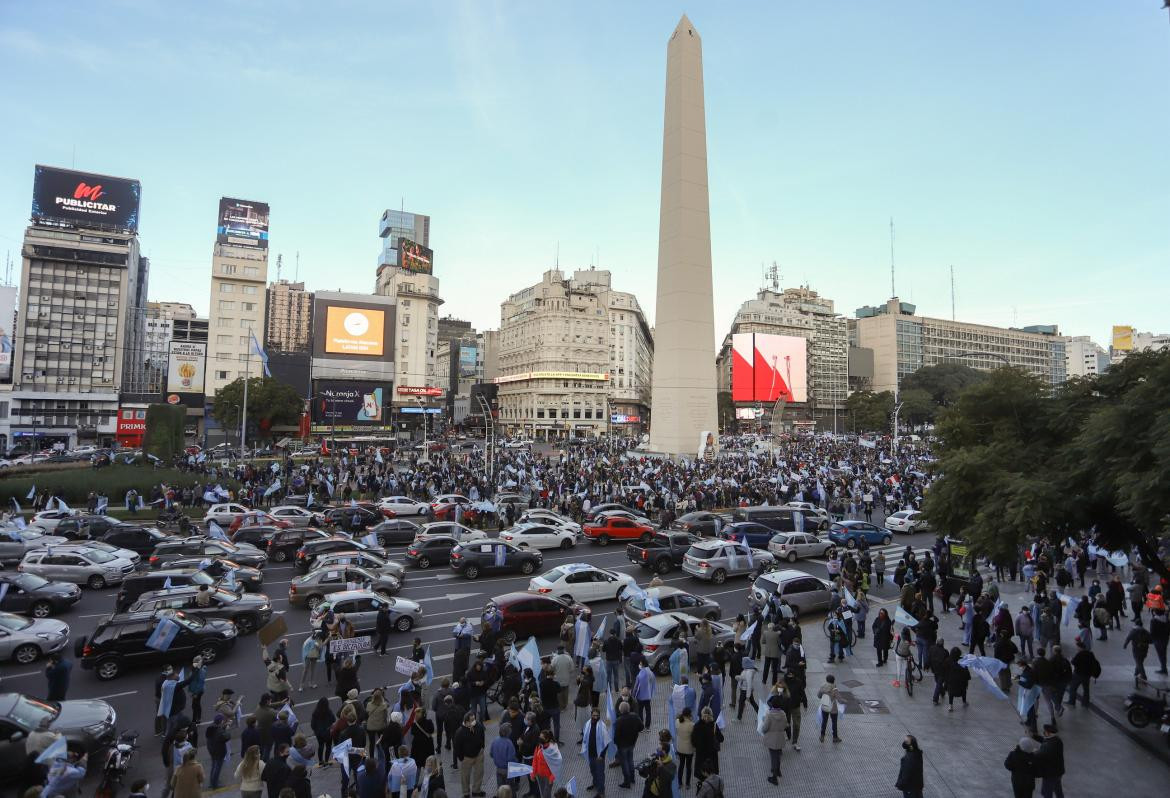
[241,328,251,455]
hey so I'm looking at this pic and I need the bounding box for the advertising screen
[166,342,207,395]
[731,333,808,403]
[458,344,478,379]
[397,237,434,275]
[216,197,270,248]
[313,382,386,424]
[31,165,141,232]
[324,306,386,356]
[1112,325,1134,352]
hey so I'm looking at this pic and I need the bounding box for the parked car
[450,541,542,580]
[0,611,70,664]
[583,503,646,523]
[0,693,117,778]
[404,536,458,570]
[486,592,586,638]
[289,566,401,610]
[28,510,79,534]
[310,550,406,582]
[55,540,141,568]
[149,537,268,570]
[498,522,577,551]
[0,530,68,567]
[748,569,834,618]
[413,522,487,545]
[203,503,251,526]
[626,533,700,574]
[365,519,423,547]
[128,586,273,634]
[767,532,835,563]
[633,613,735,676]
[729,505,824,535]
[91,524,171,558]
[582,516,655,546]
[827,520,892,549]
[782,502,833,530]
[294,536,385,573]
[308,589,421,634]
[164,557,264,592]
[670,511,732,537]
[228,525,283,548]
[77,610,238,680]
[884,509,929,534]
[48,514,120,541]
[116,568,241,612]
[718,522,778,549]
[430,494,476,522]
[18,548,136,590]
[377,496,433,519]
[265,527,333,563]
[517,510,582,536]
[681,539,776,584]
[0,572,82,617]
[321,505,384,531]
[620,586,721,624]
[267,505,325,528]
[527,563,635,603]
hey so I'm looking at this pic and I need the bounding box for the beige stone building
[264,280,313,353]
[207,222,269,395]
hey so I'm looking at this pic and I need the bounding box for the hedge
[0,464,240,509]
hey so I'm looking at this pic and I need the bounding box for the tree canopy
[846,390,895,433]
[900,362,987,409]
[211,377,304,439]
[923,351,1170,580]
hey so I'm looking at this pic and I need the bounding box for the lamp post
[415,396,427,454]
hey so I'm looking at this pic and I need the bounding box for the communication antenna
[276,253,283,282]
[950,265,956,321]
[889,217,896,298]
[295,251,300,283]
[555,241,560,268]
[4,251,11,286]
[767,261,781,291]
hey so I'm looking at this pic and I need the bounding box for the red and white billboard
[731,333,808,403]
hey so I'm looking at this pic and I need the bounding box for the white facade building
[1064,336,1108,378]
[207,237,269,395]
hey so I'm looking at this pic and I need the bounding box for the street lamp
[415,396,428,454]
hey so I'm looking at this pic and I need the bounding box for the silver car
[620,586,721,624]
[19,548,136,589]
[633,613,735,676]
[308,589,422,634]
[311,551,406,582]
[748,569,834,618]
[0,611,69,664]
[682,539,775,584]
[268,505,324,528]
[767,532,834,563]
[0,529,67,567]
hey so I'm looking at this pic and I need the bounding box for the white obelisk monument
[648,15,719,458]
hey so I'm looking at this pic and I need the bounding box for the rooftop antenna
[4,250,11,286]
[295,251,300,283]
[276,253,283,282]
[889,217,896,298]
[555,241,560,268]
[767,261,781,291]
[950,265,956,321]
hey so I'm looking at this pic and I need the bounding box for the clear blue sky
[2,1,1167,347]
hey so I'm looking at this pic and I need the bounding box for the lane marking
[207,672,238,681]
[93,690,137,700]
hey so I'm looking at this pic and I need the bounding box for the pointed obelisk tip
[672,14,698,40]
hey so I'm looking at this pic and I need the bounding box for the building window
[240,319,252,329]
[220,283,234,293]
[244,266,259,277]
[243,285,258,295]
[219,300,235,311]
[221,265,237,275]
[217,317,234,328]
[241,302,256,312]
[216,370,229,380]
[216,335,232,344]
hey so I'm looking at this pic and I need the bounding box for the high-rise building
[649,16,718,456]
[850,297,1068,393]
[1065,336,1109,378]
[10,165,147,448]
[141,301,199,389]
[715,285,847,429]
[376,209,430,272]
[265,280,313,353]
[206,198,271,395]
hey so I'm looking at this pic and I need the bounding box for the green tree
[212,377,304,441]
[901,362,987,408]
[846,390,895,433]
[717,391,735,432]
[898,387,935,429]
[143,403,186,460]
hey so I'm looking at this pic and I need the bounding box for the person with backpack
[1124,618,1152,681]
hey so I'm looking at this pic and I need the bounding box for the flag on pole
[264,479,282,498]
[331,739,353,776]
[517,636,541,675]
[26,485,36,501]
[9,497,19,514]
[250,330,271,377]
[209,521,228,541]
[507,762,534,779]
[594,614,608,641]
[740,620,758,642]
[423,646,434,685]
[894,606,919,627]
[146,617,181,651]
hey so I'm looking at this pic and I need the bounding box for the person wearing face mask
[453,711,486,797]
[895,735,924,798]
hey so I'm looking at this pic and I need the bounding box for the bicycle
[902,657,923,697]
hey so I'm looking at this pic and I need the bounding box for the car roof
[130,568,201,578]
[758,568,819,582]
[316,589,379,603]
[689,539,729,550]
[644,586,688,599]
[492,591,564,607]
[134,587,209,600]
[639,612,697,630]
[835,520,870,528]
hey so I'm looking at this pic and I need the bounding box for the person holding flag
[531,729,562,798]
[580,707,611,796]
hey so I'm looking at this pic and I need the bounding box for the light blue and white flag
[605,688,617,727]
[507,762,534,779]
[740,620,758,642]
[1016,685,1041,718]
[573,617,591,659]
[566,776,578,796]
[495,545,508,568]
[146,618,180,651]
[163,576,174,589]
[517,636,541,675]
[894,606,919,627]
[225,569,238,590]
[250,330,271,378]
[96,495,108,514]
[363,531,379,548]
[209,521,229,541]
[423,646,434,685]
[0,583,9,605]
[1057,593,1081,627]
[264,480,282,498]
[26,486,36,501]
[35,735,68,764]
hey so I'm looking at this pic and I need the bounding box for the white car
[782,502,831,530]
[203,502,251,526]
[518,510,582,534]
[413,522,487,545]
[29,510,79,533]
[378,496,433,518]
[767,532,834,563]
[268,505,324,527]
[19,547,136,589]
[70,445,98,456]
[885,509,929,534]
[498,522,577,551]
[528,563,636,604]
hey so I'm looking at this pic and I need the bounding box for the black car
[165,557,264,592]
[671,511,733,537]
[266,527,333,563]
[0,572,82,617]
[228,525,283,549]
[0,693,117,782]
[77,610,238,680]
[449,541,542,580]
[93,524,171,558]
[404,536,459,569]
[367,519,422,546]
[127,586,273,634]
[294,537,385,573]
[51,515,119,541]
[148,537,268,570]
[116,568,241,612]
[321,505,383,532]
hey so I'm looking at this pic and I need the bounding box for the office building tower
[265,280,313,353]
[376,209,430,272]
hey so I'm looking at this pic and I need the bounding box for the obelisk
[648,15,719,457]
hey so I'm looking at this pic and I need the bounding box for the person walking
[375,604,394,656]
[945,647,970,711]
[205,714,232,789]
[581,707,610,797]
[761,624,781,685]
[300,633,322,691]
[1016,607,1035,657]
[1066,640,1099,707]
[895,735,924,798]
[454,711,486,798]
[1004,736,1040,798]
[1124,619,1152,681]
[634,659,656,727]
[872,609,893,667]
[759,695,787,784]
[613,701,643,789]
[674,707,695,790]
[44,653,71,701]
[816,675,841,743]
[1037,724,1064,798]
[736,656,758,720]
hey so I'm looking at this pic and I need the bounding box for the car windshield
[635,622,661,641]
[191,571,216,586]
[85,549,117,563]
[166,611,205,628]
[540,567,566,581]
[8,695,59,731]
[13,573,50,590]
[0,613,34,631]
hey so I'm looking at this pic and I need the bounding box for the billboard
[735,407,759,420]
[731,333,808,403]
[397,237,433,275]
[468,383,499,416]
[1112,325,1134,352]
[313,382,387,424]
[324,306,386,356]
[610,414,642,424]
[216,197,269,248]
[116,407,147,446]
[458,344,478,379]
[166,342,207,395]
[31,165,141,232]
[397,386,442,397]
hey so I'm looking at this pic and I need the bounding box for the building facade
[264,280,313,353]
[1065,335,1109,378]
[1109,325,1169,364]
[207,199,270,396]
[377,209,430,272]
[144,302,198,369]
[715,285,847,430]
[851,297,1068,394]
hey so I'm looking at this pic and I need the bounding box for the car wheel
[846,539,857,550]
[597,535,610,547]
[464,565,480,580]
[198,645,220,663]
[87,574,106,589]
[786,552,798,563]
[705,612,719,622]
[273,549,289,563]
[640,532,652,543]
[30,600,54,618]
[656,559,672,575]
[820,521,830,531]
[653,657,672,677]
[306,595,324,611]
[560,538,573,549]
[12,643,40,665]
[95,658,120,680]
[235,615,256,635]
[416,556,431,569]
[711,569,726,585]
[1127,706,1150,728]
[882,535,892,546]
[520,560,536,575]
[395,615,414,632]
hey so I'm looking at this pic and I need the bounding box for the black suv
[404,536,459,569]
[116,568,241,612]
[320,506,383,532]
[266,528,333,563]
[52,515,119,541]
[127,586,273,634]
[294,537,385,573]
[77,610,238,680]
[148,537,267,570]
[92,524,171,558]
[228,525,282,549]
[449,541,542,580]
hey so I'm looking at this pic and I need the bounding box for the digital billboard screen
[731,333,808,403]
[31,165,141,232]
[458,344,478,379]
[216,197,269,248]
[323,306,386,356]
[397,237,433,275]
[313,382,387,424]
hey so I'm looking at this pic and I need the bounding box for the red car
[582,516,655,546]
[489,592,587,637]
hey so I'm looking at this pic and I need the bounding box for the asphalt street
[1,507,935,790]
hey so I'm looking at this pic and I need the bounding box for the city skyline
[1,2,1167,348]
